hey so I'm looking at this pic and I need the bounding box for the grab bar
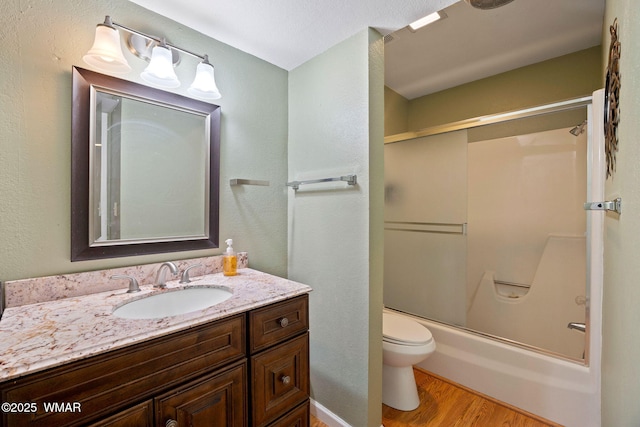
[494,280,531,289]
[287,174,357,191]
[384,221,466,235]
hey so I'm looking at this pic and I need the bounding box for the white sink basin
[113,287,232,319]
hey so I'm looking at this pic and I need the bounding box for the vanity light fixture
[408,11,447,31]
[187,55,221,100]
[83,16,222,100]
[83,16,132,73]
[140,40,180,88]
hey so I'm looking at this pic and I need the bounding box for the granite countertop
[0,268,311,382]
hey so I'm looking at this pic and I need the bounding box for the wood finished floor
[310,414,330,427]
[311,368,562,427]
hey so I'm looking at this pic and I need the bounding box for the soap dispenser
[223,238,237,276]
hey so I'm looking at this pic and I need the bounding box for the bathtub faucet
[567,322,586,333]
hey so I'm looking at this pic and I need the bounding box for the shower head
[570,120,587,136]
[464,0,516,9]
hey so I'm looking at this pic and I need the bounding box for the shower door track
[387,307,585,364]
[384,95,593,144]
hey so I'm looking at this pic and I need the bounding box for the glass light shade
[188,62,221,100]
[140,46,180,88]
[409,11,443,31]
[83,24,132,73]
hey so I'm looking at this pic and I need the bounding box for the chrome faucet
[110,275,141,293]
[180,263,203,284]
[155,261,178,288]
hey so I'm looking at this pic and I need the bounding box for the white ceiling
[128,0,458,71]
[385,0,605,99]
[128,0,605,100]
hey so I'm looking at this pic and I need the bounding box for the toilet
[382,312,436,411]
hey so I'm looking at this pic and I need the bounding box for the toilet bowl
[382,312,436,411]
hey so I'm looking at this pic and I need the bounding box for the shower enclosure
[384,97,593,362]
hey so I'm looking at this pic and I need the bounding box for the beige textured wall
[601,0,640,425]
[405,46,602,131]
[0,0,289,281]
[384,86,409,136]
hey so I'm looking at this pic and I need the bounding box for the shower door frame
[384,95,592,142]
[384,93,604,367]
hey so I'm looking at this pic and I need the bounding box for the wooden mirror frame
[71,66,220,261]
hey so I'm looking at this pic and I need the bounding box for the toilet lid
[383,312,433,346]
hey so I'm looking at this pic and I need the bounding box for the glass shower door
[384,99,593,362]
[384,130,468,326]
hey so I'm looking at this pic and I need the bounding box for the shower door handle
[584,197,622,214]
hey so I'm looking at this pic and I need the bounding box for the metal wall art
[604,18,621,178]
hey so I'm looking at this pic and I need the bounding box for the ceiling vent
[464,0,515,9]
[384,33,399,44]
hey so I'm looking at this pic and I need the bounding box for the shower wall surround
[384,109,589,360]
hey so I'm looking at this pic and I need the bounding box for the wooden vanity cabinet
[248,295,310,427]
[154,360,247,427]
[0,294,310,427]
[0,314,246,427]
[266,401,309,427]
[86,361,248,427]
[87,400,154,427]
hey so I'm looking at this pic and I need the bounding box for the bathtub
[384,308,601,427]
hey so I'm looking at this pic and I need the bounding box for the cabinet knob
[166,419,178,427]
[281,375,291,385]
[279,317,289,328]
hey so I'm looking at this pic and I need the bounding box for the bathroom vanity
[0,268,311,427]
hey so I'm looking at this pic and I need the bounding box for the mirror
[71,67,220,261]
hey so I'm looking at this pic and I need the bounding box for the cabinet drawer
[251,333,309,427]
[249,295,308,353]
[1,314,245,427]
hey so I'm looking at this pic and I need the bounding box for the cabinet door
[88,400,153,427]
[251,334,309,427]
[266,402,309,427]
[155,360,247,427]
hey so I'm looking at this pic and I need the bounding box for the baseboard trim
[310,399,383,427]
[310,399,350,427]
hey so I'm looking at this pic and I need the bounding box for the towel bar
[230,179,270,186]
[287,174,357,191]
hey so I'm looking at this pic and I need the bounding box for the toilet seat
[383,313,433,346]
